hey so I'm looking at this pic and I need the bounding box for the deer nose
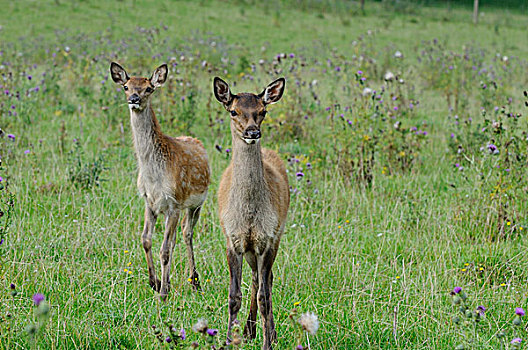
[243,129,261,139]
[128,94,140,104]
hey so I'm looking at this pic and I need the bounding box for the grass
[1,0,528,349]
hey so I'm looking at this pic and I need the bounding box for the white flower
[192,318,208,333]
[384,71,395,81]
[394,50,403,58]
[298,312,319,335]
[362,87,373,96]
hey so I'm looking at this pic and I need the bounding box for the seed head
[298,312,319,335]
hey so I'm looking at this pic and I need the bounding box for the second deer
[213,77,290,350]
[110,62,210,300]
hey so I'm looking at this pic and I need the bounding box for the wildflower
[453,287,462,294]
[298,312,319,335]
[477,305,486,316]
[124,250,129,254]
[515,308,525,317]
[180,328,186,340]
[0,238,4,245]
[357,70,363,75]
[296,346,304,350]
[296,172,304,179]
[192,318,208,334]
[206,328,218,336]
[511,338,522,344]
[394,51,403,58]
[165,336,172,343]
[0,177,3,182]
[294,301,301,306]
[32,293,45,306]
[362,87,373,96]
[10,283,15,290]
[7,134,15,140]
[487,144,499,154]
[384,71,395,81]
[24,150,30,154]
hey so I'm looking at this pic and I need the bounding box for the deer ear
[259,78,285,105]
[213,77,233,106]
[150,64,168,88]
[110,62,129,85]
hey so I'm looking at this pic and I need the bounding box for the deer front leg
[227,246,243,344]
[142,205,160,292]
[258,249,278,350]
[181,206,202,290]
[159,210,180,301]
[244,252,259,340]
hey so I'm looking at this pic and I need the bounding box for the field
[1,0,528,349]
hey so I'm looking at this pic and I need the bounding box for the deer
[110,62,210,300]
[213,77,290,350]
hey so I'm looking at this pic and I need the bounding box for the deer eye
[230,110,237,117]
[123,86,128,91]
[145,87,153,93]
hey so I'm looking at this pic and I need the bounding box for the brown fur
[111,62,210,300]
[214,77,289,350]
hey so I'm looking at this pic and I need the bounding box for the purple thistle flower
[225,148,231,154]
[7,134,15,140]
[24,150,30,154]
[360,77,366,81]
[422,131,428,136]
[0,238,4,245]
[0,176,3,182]
[27,75,32,80]
[296,346,304,350]
[515,308,525,317]
[393,106,398,111]
[289,53,295,58]
[335,66,341,72]
[165,336,172,343]
[450,133,455,138]
[32,293,45,306]
[455,163,460,168]
[488,144,498,153]
[10,283,15,290]
[477,305,486,315]
[180,328,186,340]
[357,70,363,75]
[511,338,522,344]
[4,89,9,95]
[306,163,312,170]
[453,287,462,294]
[296,172,304,179]
[206,328,218,336]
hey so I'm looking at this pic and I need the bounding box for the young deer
[213,77,290,350]
[110,62,210,300]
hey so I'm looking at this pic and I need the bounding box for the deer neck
[129,102,164,164]
[230,130,267,199]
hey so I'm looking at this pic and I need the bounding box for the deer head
[213,77,285,144]
[110,62,168,111]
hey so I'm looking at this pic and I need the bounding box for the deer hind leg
[227,246,243,344]
[159,209,180,301]
[258,248,278,350]
[142,205,160,292]
[244,252,259,340]
[181,206,202,290]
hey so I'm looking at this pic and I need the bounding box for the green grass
[1,1,528,349]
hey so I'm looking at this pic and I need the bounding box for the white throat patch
[243,138,260,145]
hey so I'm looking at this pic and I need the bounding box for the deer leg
[181,206,202,291]
[244,252,259,340]
[258,248,278,350]
[159,209,180,301]
[142,205,160,292]
[227,247,243,343]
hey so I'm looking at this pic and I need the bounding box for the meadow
[1,0,528,349]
